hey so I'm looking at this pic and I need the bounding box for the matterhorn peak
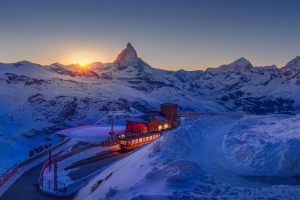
[114,43,138,64]
[284,56,300,70]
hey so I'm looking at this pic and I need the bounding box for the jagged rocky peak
[114,43,138,64]
[233,57,251,65]
[284,56,300,70]
[13,60,42,67]
[216,57,253,71]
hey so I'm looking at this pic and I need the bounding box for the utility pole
[54,158,58,191]
[109,103,116,139]
[48,149,52,172]
[109,117,115,139]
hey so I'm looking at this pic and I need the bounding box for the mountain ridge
[0,43,300,174]
[4,44,300,74]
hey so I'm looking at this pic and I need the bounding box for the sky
[0,0,300,71]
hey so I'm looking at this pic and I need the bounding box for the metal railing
[38,137,122,195]
[0,137,71,188]
[38,141,100,186]
[40,144,141,196]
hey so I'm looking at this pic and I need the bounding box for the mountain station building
[125,103,178,134]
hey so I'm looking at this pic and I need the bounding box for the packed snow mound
[223,114,300,176]
[63,126,125,143]
[77,113,300,199]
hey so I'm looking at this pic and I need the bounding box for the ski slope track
[76,113,300,199]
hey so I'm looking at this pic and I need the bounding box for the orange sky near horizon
[0,1,300,70]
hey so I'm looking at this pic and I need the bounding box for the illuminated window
[158,125,162,130]
[139,138,142,143]
[132,140,135,145]
[150,136,152,140]
[164,124,168,129]
[136,139,138,144]
[142,137,145,142]
[128,141,131,146]
[146,137,149,141]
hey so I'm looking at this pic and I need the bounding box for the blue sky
[0,0,299,70]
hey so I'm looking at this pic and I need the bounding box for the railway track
[64,149,127,170]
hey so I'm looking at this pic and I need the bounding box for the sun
[77,62,88,69]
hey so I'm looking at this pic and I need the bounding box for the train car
[119,132,162,151]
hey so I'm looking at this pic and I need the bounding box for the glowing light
[78,62,88,68]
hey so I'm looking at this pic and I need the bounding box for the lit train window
[142,137,145,142]
[136,139,138,144]
[146,137,149,141]
[150,136,152,140]
[120,141,127,145]
[128,141,131,145]
[132,140,135,145]
[139,138,142,143]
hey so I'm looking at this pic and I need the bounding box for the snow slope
[76,113,300,199]
[223,114,300,177]
[1,43,300,177]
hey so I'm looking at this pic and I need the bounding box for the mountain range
[0,43,299,172]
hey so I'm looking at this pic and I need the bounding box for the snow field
[62,126,125,143]
[76,113,300,199]
[223,114,300,176]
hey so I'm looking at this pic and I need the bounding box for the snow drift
[76,113,300,199]
[223,114,300,177]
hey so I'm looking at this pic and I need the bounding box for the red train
[119,131,162,151]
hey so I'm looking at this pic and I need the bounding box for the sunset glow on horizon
[0,0,300,70]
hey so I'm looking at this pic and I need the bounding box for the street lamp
[109,117,115,138]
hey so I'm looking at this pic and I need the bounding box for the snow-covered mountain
[0,43,223,173]
[0,43,300,174]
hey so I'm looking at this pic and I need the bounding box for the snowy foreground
[76,113,300,199]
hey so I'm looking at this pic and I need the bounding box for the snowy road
[1,161,75,200]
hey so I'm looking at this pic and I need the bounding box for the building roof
[126,111,168,124]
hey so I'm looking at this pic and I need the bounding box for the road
[1,146,129,200]
[0,162,75,200]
